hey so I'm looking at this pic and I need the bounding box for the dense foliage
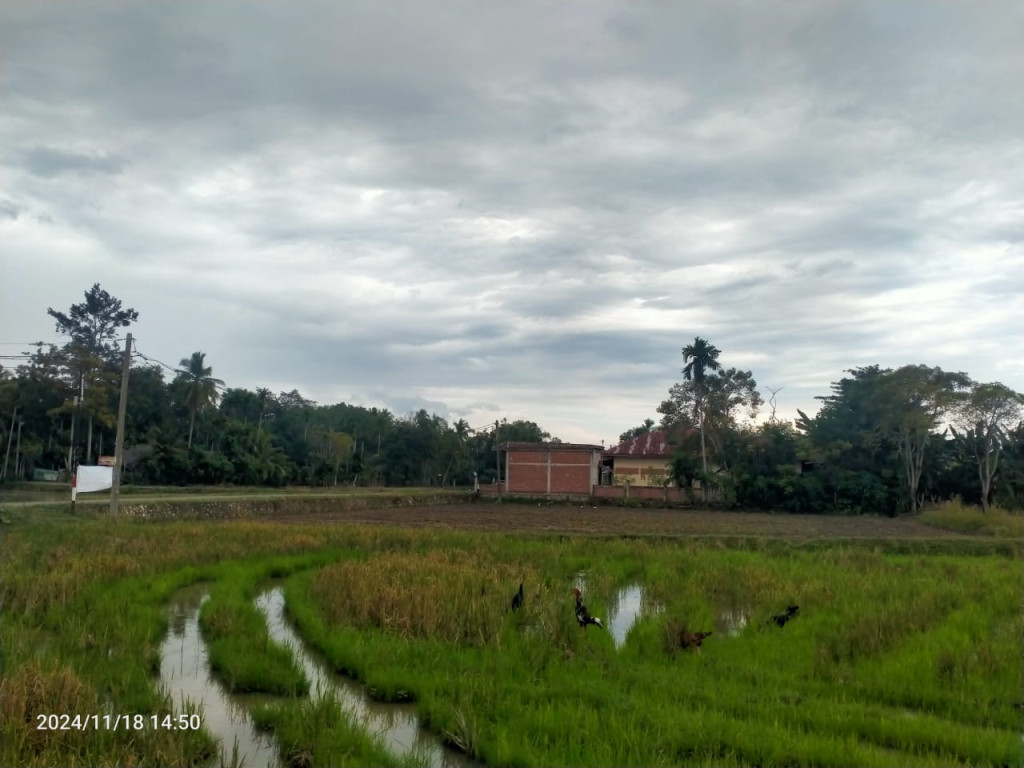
[654,342,1024,515]
[2,291,1022,514]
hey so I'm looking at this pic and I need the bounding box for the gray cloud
[1,0,1021,443]
[17,147,126,178]
[0,199,18,220]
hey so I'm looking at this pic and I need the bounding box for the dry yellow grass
[919,498,1024,538]
[311,549,543,646]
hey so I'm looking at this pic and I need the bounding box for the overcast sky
[2,1,1021,445]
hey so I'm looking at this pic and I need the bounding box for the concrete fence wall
[481,482,704,505]
[593,484,694,503]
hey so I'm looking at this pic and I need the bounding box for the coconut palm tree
[442,418,471,485]
[681,337,722,489]
[177,351,225,448]
[255,387,274,437]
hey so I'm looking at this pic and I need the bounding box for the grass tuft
[919,497,1024,538]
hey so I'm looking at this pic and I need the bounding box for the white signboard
[73,465,113,501]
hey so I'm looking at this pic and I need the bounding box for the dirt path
[261,502,971,540]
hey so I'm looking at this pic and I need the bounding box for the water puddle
[716,608,749,637]
[256,588,476,768]
[604,584,663,649]
[159,585,282,768]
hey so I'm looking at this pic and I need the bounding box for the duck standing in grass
[769,605,800,627]
[511,582,524,612]
[679,626,713,651]
[572,588,603,629]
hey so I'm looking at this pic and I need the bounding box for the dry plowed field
[262,502,972,540]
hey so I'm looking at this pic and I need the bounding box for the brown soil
[261,502,971,541]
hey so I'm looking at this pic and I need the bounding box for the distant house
[603,429,675,487]
[500,442,604,496]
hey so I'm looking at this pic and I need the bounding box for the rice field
[1,502,1021,767]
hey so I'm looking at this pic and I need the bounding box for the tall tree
[176,352,225,448]
[796,366,902,515]
[659,366,762,499]
[443,418,472,486]
[951,381,1024,512]
[47,284,139,364]
[681,337,722,483]
[45,285,139,464]
[256,387,274,437]
[699,367,764,472]
[879,365,971,514]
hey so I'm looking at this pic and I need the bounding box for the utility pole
[1,406,16,480]
[109,333,132,515]
[495,419,502,501]
[14,416,23,479]
[68,381,83,474]
[69,376,84,514]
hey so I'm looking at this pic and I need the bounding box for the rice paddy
[1,502,1021,767]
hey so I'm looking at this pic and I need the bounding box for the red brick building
[500,442,604,496]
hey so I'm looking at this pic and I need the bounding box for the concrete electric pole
[109,333,132,515]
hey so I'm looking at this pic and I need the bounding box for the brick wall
[550,465,591,493]
[505,447,598,495]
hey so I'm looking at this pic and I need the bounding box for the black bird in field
[511,581,524,611]
[769,605,800,627]
[572,587,604,629]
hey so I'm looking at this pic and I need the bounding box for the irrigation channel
[158,580,678,767]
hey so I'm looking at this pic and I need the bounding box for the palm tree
[443,418,471,486]
[681,337,722,491]
[255,387,273,437]
[177,351,225,448]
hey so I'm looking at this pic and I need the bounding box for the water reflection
[604,584,663,649]
[159,586,477,768]
[256,588,477,768]
[159,586,281,768]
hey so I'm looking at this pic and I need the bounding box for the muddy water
[159,585,282,768]
[255,588,477,768]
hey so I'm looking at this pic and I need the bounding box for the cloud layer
[2,0,1021,444]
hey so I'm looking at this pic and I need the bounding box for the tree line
[627,337,1023,515]
[0,285,553,488]
[2,287,1021,515]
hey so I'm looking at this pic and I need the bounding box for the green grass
[918,498,1024,538]
[198,565,309,696]
[250,696,428,768]
[288,538,1022,767]
[2,511,1021,767]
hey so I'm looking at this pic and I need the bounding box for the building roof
[499,441,603,452]
[604,429,673,458]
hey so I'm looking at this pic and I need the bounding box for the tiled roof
[604,429,673,458]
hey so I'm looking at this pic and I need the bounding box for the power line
[132,347,229,391]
